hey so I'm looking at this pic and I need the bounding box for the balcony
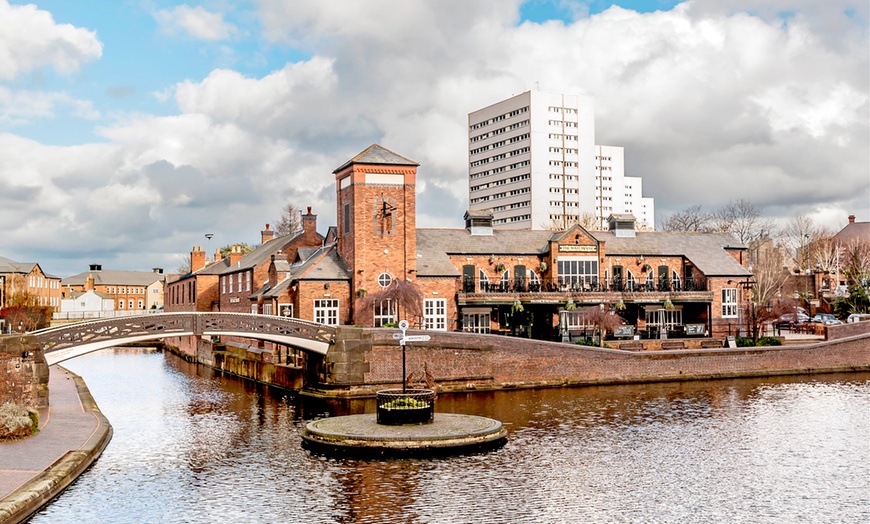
[457,276,711,303]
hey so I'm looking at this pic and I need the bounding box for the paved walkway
[0,367,112,523]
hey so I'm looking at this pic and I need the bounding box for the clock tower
[333,144,419,325]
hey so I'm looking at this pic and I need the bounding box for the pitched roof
[332,144,419,173]
[62,269,165,286]
[415,228,751,278]
[592,231,751,277]
[0,256,36,275]
[833,221,870,247]
[262,244,352,298]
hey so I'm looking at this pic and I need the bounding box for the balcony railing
[459,276,708,295]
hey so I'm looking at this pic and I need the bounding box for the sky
[1,0,867,277]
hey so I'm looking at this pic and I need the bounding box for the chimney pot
[848,214,856,224]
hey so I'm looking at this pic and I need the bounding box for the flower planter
[376,389,435,425]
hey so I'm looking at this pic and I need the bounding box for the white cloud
[0,0,867,275]
[0,0,101,81]
[0,87,99,124]
[154,5,237,41]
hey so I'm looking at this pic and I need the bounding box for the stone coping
[302,413,507,457]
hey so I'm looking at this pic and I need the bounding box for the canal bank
[164,326,870,399]
[0,367,112,524]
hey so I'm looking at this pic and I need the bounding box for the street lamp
[205,233,214,259]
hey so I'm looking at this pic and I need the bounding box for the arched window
[499,269,511,292]
[478,268,490,292]
[671,270,682,291]
[626,270,637,292]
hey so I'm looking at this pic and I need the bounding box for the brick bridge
[31,313,336,365]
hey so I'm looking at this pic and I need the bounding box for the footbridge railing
[32,312,337,365]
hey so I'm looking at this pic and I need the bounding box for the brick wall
[321,329,870,395]
[0,335,49,408]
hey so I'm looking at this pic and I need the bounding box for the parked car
[773,313,810,330]
[812,314,842,325]
[846,314,870,323]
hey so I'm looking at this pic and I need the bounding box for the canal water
[32,348,869,523]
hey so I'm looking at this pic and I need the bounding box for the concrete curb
[0,369,112,524]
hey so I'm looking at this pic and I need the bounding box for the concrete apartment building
[468,90,654,230]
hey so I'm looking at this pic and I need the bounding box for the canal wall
[311,328,870,397]
[163,337,306,391]
[0,335,48,409]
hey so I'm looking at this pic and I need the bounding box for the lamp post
[205,233,214,261]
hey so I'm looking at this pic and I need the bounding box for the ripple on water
[32,352,870,524]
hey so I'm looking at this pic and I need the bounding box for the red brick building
[256,144,753,340]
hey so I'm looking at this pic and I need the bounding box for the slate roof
[67,289,113,300]
[416,229,554,277]
[0,256,36,275]
[833,221,870,247]
[262,244,352,299]
[333,144,419,173]
[415,228,751,278]
[592,231,751,277]
[63,269,165,286]
[219,231,314,274]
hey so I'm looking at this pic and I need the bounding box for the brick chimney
[302,206,317,242]
[229,245,244,266]
[261,224,274,244]
[190,245,206,273]
[214,249,222,263]
[84,274,95,291]
[848,214,856,224]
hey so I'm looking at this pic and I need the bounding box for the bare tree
[275,202,301,236]
[540,212,601,231]
[356,278,424,324]
[175,254,191,275]
[747,246,791,342]
[808,229,839,274]
[659,205,712,232]
[842,237,870,288]
[782,212,816,272]
[711,199,775,245]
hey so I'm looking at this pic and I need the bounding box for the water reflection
[31,349,869,524]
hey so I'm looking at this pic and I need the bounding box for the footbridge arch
[32,313,337,365]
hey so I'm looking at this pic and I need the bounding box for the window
[221,276,226,294]
[722,288,738,318]
[251,304,258,314]
[378,273,393,288]
[373,299,396,327]
[557,258,599,289]
[343,203,351,234]
[246,271,251,292]
[118,300,124,309]
[424,299,447,331]
[314,299,339,325]
[128,300,134,309]
[137,300,143,309]
[263,303,273,316]
[278,304,293,317]
[462,309,490,334]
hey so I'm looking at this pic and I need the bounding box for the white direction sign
[392,333,403,339]
[403,335,431,342]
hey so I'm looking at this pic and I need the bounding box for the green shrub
[381,397,429,409]
[736,336,783,347]
[574,338,611,348]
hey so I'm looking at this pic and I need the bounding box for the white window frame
[314,299,339,325]
[424,298,447,331]
[278,303,293,318]
[722,288,738,318]
[263,303,273,316]
[462,308,491,334]
[251,304,258,314]
[373,299,396,327]
[557,257,599,289]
